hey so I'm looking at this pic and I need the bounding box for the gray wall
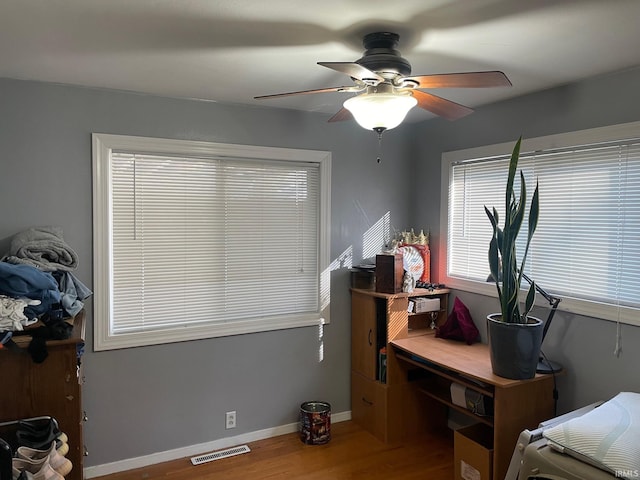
[0,77,414,466]
[3,64,640,468]
[409,66,640,414]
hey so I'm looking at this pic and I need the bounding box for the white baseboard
[84,410,351,478]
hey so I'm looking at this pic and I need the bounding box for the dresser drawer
[351,371,388,441]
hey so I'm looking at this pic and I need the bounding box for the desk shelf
[395,352,495,426]
[394,352,495,399]
[407,313,438,337]
[416,383,494,428]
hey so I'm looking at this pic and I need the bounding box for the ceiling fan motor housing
[356,32,412,77]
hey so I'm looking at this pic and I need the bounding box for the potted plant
[484,137,544,379]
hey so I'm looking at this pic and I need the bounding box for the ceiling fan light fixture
[343,92,417,132]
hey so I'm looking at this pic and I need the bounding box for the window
[93,134,331,350]
[440,121,640,326]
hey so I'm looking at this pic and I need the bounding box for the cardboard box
[454,423,494,480]
[375,254,403,293]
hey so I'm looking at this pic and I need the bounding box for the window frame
[439,121,640,326]
[92,133,331,351]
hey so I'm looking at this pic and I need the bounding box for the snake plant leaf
[488,235,501,295]
[505,137,522,214]
[485,205,498,230]
[511,172,526,237]
[505,279,520,321]
[528,180,540,240]
[519,180,540,286]
[524,281,536,318]
[490,207,504,249]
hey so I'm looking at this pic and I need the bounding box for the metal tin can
[299,401,331,445]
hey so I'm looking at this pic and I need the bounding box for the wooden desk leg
[492,377,556,480]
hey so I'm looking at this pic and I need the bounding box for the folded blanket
[2,226,78,272]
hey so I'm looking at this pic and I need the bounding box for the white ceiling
[2,0,640,123]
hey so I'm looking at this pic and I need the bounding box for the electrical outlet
[225,411,236,429]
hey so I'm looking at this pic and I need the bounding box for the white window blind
[93,134,331,350]
[443,124,640,324]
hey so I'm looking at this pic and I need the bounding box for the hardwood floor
[93,421,454,480]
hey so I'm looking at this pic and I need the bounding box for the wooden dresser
[0,310,86,480]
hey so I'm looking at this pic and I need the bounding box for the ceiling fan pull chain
[376,131,383,164]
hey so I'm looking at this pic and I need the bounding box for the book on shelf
[378,347,387,383]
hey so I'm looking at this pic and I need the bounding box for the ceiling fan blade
[254,86,353,100]
[327,108,353,123]
[412,90,474,121]
[318,62,384,84]
[407,71,512,89]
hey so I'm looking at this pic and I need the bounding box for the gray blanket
[2,226,79,272]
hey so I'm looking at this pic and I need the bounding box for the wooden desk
[391,335,557,480]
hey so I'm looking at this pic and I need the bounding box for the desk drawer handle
[368,329,372,346]
[362,397,373,406]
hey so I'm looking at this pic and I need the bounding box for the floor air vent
[190,445,251,466]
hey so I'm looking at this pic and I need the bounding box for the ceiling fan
[255,31,512,133]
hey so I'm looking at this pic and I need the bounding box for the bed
[508,392,640,480]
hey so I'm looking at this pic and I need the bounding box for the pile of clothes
[0,226,92,362]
